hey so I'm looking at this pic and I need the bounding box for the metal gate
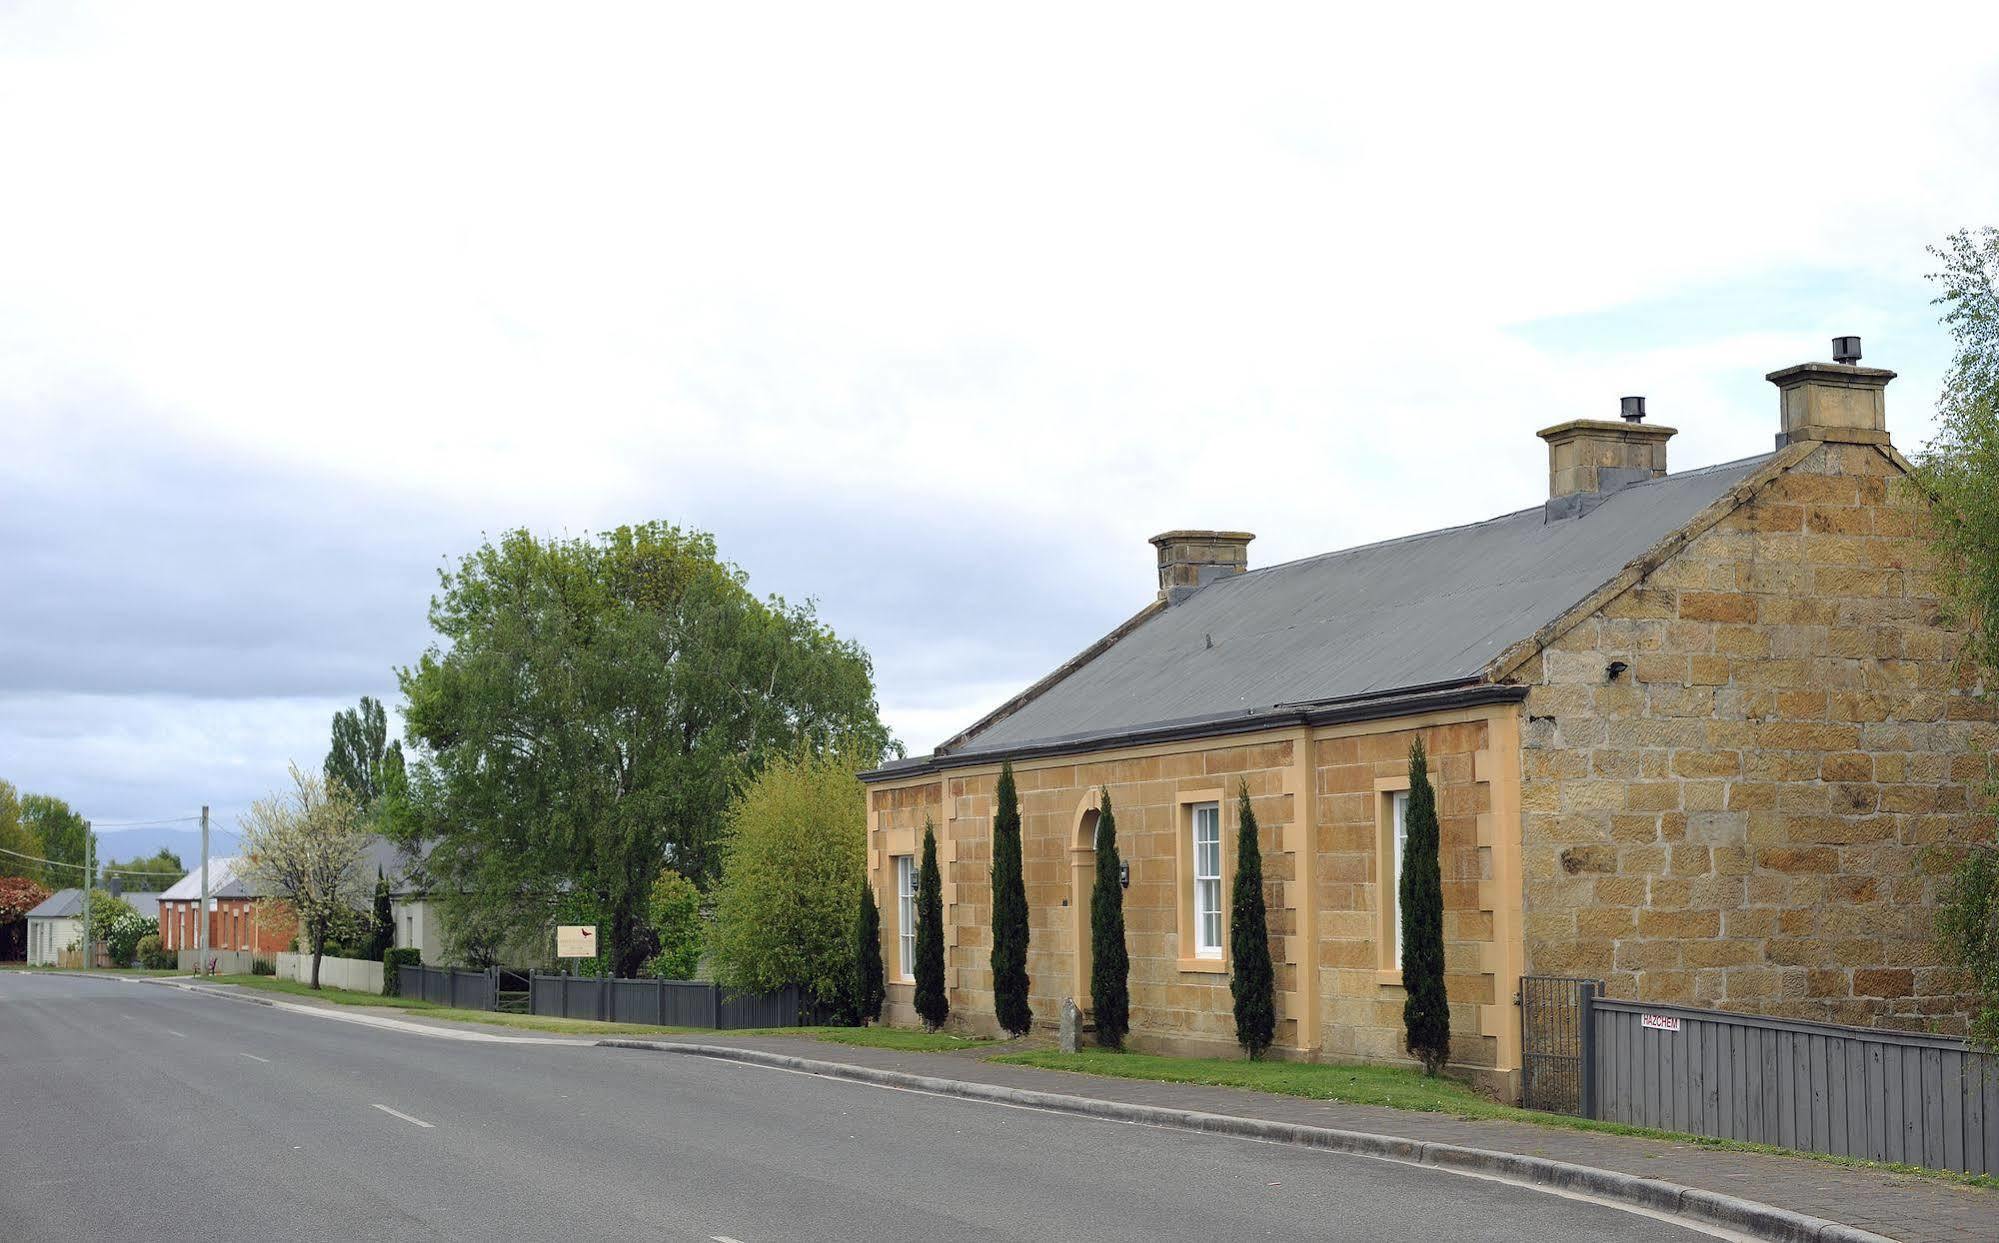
[1520,975,1599,1116]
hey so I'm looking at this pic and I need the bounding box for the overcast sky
[4,4,1998,847]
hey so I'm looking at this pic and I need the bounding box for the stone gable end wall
[1517,442,1995,1032]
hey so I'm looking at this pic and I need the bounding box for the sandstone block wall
[1517,441,1994,1032]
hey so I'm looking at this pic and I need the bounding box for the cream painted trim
[1483,441,1816,684]
[1177,956,1228,975]
[1373,773,1411,978]
[1175,787,1227,966]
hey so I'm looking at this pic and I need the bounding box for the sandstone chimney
[1766,336,1895,449]
[1149,530,1253,605]
[1537,402,1676,520]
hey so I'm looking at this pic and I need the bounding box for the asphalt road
[0,972,1712,1242]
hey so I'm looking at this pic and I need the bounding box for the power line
[88,815,204,827]
[0,845,196,879]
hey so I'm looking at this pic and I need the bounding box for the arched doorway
[1070,803,1100,1010]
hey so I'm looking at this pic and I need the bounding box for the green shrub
[708,749,865,1012]
[1230,781,1275,1058]
[913,820,949,1031]
[1089,788,1130,1049]
[1401,737,1450,1075]
[852,874,885,1024]
[643,868,704,980]
[250,956,277,976]
[135,933,174,970]
[383,947,421,995]
[105,912,157,966]
[990,760,1032,1036]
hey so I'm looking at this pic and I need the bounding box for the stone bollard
[1060,996,1081,1053]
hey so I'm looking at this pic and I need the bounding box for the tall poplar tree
[852,874,885,1024]
[1229,781,1276,1058]
[1400,736,1450,1074]
[913,819,949,1031]
[989,760,1033,1036]
[1089,787,1130,1048]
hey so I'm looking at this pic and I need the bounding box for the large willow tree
[398,522,895,977]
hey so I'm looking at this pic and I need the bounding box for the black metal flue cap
[1620,395,1646,423]
[1833,335,1862,365]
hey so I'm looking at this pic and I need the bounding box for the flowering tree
[239,765,371,989]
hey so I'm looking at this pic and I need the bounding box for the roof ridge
[1233,451,1777,583]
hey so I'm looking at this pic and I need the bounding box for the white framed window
[1192,802,1222,958]
[895,855,917,981]
[1389,790,1410,968]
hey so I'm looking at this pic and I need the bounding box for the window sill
[1177,956,1228,975]
[1376,968,1404,988]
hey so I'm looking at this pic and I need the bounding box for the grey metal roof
[953,454,1770,755]
[25,888,83,919]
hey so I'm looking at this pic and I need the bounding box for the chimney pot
[1148,530,1253,605]
[1832,335,1862,365]
[1620,396,1646,423]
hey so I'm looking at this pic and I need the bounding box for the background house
[157,858,290,963]
[24,889,83,966]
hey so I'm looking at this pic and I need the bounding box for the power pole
[198,805,210,975]
[81,824,92,971]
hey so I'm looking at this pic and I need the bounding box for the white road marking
[370,1103,435,1129]
[165,1030,187,1038]
[238,1052,271,1063]
[711,1236,748,1242]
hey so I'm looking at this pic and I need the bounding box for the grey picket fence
[1591,998,1998,1175]
[529,972,801,1029]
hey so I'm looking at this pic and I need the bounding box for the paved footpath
[688,1034,1997,1243]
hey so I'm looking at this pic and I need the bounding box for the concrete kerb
[598,1039,1895,1243]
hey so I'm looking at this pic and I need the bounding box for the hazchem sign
[1640,1013,1683,1033]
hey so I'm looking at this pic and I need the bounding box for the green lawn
[993,1049,1999,1189]
[761,1025,992,1053]
[994,1050,1516,1118]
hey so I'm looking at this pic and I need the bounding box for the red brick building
[157,857,292,955]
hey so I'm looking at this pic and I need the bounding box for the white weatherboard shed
[24,888,84,966]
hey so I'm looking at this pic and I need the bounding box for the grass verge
[759,1025,993,1053]
[992,1050,1999,1190]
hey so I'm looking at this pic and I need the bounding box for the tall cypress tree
[853,874,885,1024]
[1089,787,1130,1049]
[989,760,1033,1036]
[1230,781,1276,1058]
[1401,736,1451,1075]
[367,868,394,961]
[914,819,949,1031]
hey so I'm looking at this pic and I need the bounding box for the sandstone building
[861,343,1990,1096]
